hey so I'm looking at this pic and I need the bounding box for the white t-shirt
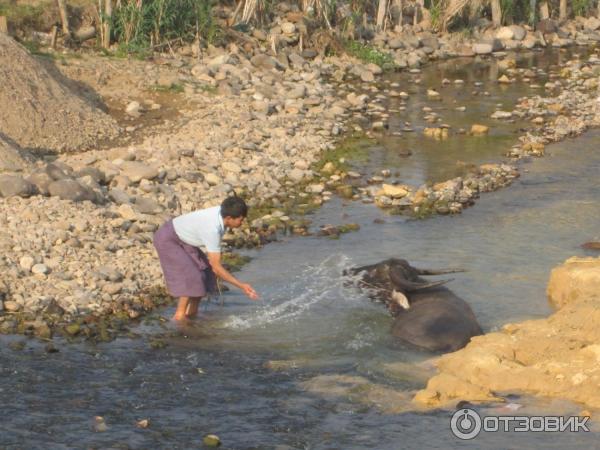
[172,206,225,253]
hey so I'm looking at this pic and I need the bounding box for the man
[153,196,259,321]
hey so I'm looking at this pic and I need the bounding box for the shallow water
[2,50,600,449]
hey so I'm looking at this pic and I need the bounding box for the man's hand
[208,252,260,300]
[241,283,259,300]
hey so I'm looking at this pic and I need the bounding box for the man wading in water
[153,196,259,321]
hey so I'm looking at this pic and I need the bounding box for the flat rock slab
[119,161,159,183]
[0,174,34,197]
[48,179,97,202]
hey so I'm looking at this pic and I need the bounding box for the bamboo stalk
[56,0,70,36]
[529,0,537,24]
[98,0,104,46]
[0,16,8,34]
[396,0,403,28]
[230,0,244,25]
[103,0,112,48]
[50,24,58,47]
[491,0,501,26]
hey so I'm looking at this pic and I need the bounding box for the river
[1,48,599,449]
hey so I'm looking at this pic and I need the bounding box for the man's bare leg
[173,297,191,321]
[185,297,202,318]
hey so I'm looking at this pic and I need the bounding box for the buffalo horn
[415,267,466,275]
[389,267,452,292]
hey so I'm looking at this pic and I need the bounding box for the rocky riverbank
[413,256,600,410]
[3,16,600,339]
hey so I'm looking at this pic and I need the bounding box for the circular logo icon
[450,408,482,440]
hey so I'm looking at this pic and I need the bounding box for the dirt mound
[0,134,30,172]
[0,34,119,153]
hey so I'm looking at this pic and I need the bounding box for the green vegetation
[312,133,372,173]
[425,0,444,30]
[222,252,252,272]
[343,40,396,70]
[149,82,185,93]
[110,0,220,56]
[0,1,47,31]
[572,0,595,16]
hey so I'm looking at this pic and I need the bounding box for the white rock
[118,204,139,221]
[205,173,221,186]
[126,101,141,117]
[294,159,310,170]
[31,264,49,275]
[19,256,35,271]
[307,184,325,194]
[495,26,515,40]
[119,161,159,183]
[281,22,296,34]
[490,110,513,119]
[584,17,600,31]
[510,25,527,41]
[3,301,20,312]
[365,63,383,75]
[222,161,242,173]
[360,71,375,83]
[288,168,305,182]
[472,43,493,54]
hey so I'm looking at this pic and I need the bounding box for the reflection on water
[1,50,600,449]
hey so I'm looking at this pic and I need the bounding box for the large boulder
[48,179,97,202]
[537,19,558,34]
[547,256,600,309]
[584,17,600,31]
[495,26,515,40]
[250,54,282,71]
[27,171,54,195]
[509,25,527,41]
[0,174,35,197]
[472,39,503,54]
[45,163,72,180]
[118,161,159,183]
[414,256,600,410]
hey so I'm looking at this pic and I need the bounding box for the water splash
[222,254,363,330]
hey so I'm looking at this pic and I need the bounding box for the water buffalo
[347,258,483,353]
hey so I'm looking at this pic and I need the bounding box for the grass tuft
[343,40,397,70]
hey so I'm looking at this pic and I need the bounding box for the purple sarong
[153,219,216,297]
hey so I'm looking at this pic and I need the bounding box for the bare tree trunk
[559,0,567,20]
[413,0,423,26]
[103,0,112,48]
[0,16,7,34]
[539,1,549,19]
[376,0,388,30]
[491,0,502,26]
[56,0,70,36]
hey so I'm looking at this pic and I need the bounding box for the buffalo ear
[391,290,410,310]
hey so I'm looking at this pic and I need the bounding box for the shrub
[110,0,219,54]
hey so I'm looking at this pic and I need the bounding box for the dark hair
[220,196,248,218]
